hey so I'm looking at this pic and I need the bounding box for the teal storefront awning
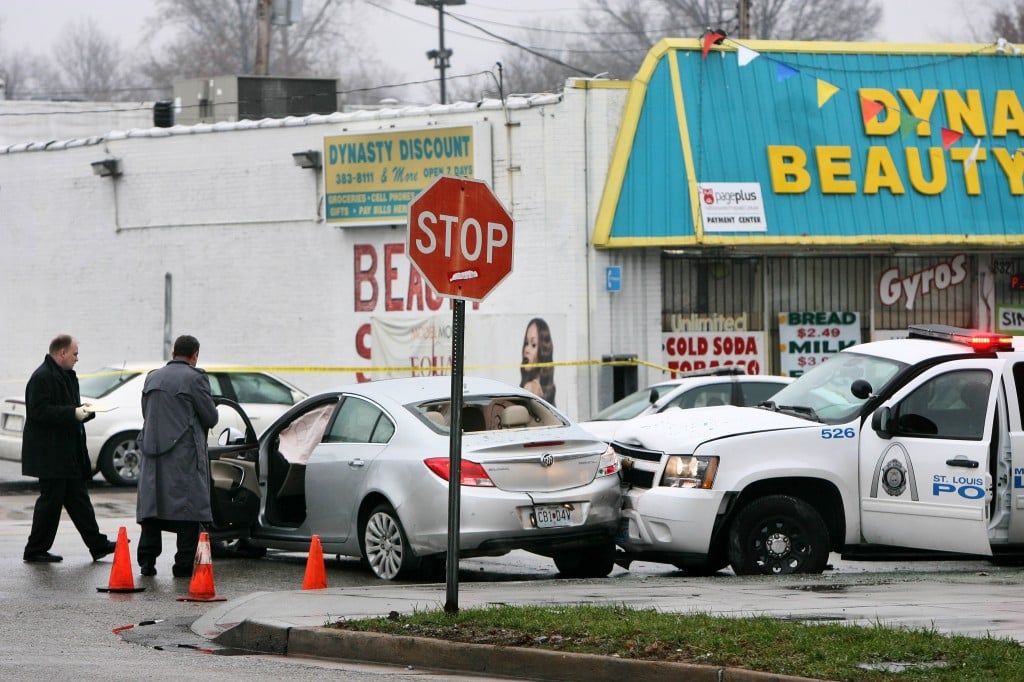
[592,38,1024,248]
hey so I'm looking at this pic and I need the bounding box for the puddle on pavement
[116,616,255,656]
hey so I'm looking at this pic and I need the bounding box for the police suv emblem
[882,458,907,496]
[540,453,554,467]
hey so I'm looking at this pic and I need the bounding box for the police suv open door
[859,361,997,556]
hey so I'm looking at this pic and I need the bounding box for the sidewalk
[192,568,1024,680]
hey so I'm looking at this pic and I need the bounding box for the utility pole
[255,0,273,76]
[417,0,466,104]
[737,0,751,39]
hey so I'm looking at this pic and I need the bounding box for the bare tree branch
[497,0,882,98]
[51,17,125,100]
[992,0,1024,42]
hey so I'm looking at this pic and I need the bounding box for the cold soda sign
[407,175,514,301]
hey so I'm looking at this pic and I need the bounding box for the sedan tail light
[597,445,620,477]
[424,457,496,487]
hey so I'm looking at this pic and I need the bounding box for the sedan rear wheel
[363,504,420,580]
[99,431,141,487]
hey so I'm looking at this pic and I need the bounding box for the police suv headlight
[660,455,719,489]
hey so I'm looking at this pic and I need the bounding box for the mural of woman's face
[522,322,540,364]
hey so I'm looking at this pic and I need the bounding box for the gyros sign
[878,254,967,310]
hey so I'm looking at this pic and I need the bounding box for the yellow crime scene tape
[0,357,676,386]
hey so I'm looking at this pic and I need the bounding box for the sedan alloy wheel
[364,504,419,580]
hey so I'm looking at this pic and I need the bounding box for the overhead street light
[416,0,466,105]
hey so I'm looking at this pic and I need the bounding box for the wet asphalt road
[1,458,1016,680]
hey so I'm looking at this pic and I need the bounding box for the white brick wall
[0,83,641,421]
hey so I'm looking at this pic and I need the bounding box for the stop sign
[406,175,514,301]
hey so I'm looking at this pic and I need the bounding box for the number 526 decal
[821,427,856,439]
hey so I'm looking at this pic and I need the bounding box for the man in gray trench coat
[136,335,219,577]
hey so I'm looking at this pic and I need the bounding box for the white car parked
[578,368,793,441]
[0,363,306,486]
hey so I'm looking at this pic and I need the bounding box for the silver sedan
[209,376,622,580]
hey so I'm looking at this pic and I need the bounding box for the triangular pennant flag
[702,32,725,59]
[941,127,963,149]
[899,115,918,140]
[965,139,981,171]
[816,79,839,107]
[776,63,799,81]
[860,98,884,124]
[737,45,760,66]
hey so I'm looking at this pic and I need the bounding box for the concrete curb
[214,619,820,681]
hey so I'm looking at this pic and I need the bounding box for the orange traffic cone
[97,526,145,593]
[176,531,226,602]
[302,534,327,589]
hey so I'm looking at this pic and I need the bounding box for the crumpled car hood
[613,405,811,453]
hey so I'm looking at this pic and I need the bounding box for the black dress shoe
[90,540,118,561]
[140,565,157,577]
[24,552,63,563]
[172,565,193,578]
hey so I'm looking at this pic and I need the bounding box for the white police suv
[613,324,1024,575]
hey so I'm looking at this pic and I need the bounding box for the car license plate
[2,414,23,433]
[534,504,575,528]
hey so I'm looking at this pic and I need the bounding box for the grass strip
[332,603,1024,681]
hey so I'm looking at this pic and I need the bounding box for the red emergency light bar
[908,324,1014,352]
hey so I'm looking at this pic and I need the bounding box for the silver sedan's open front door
[208,398,261,535]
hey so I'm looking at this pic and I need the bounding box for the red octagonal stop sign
[406,175,514,301]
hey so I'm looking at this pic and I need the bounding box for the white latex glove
[75,406,89,421]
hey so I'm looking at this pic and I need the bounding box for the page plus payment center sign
[406,176,514,302]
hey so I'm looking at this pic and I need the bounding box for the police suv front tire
[728,495,830,575]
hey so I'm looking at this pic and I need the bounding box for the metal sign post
[444,298,465,614]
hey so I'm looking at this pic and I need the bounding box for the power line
[442,10,594,74]
[361,0,656,58]
[448,9,701,37]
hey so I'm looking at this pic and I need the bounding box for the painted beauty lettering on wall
[779,311,860,377]
[662,315,765,375]
[324,124,491,226]
[353,241,462,381]
[353,240,565,400]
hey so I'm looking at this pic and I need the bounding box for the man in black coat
[22,335,116,563]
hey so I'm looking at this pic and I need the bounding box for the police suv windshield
[762,352,907,424]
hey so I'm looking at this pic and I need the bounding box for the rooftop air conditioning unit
[172,75,339,125]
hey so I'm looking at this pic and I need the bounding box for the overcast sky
[0,0,995,90]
